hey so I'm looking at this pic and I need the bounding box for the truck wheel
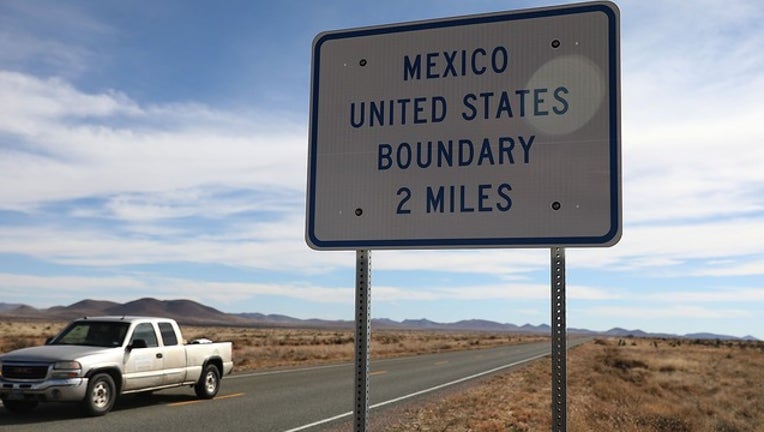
[82,373,116,416]
[195,364,220,399]
[2,399,39,414]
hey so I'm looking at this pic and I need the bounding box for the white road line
[281,352,548,432]
[282,410,354,432]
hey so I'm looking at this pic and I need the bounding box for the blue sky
[1,0,763,339]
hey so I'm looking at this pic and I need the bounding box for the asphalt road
[0,340,567,432]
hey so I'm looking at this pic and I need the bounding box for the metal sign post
[354,250,371,432]
[551,247,567,431]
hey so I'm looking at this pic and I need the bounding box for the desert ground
[381,338,764,432]
[2,320,762,431]
[0,320,544,370]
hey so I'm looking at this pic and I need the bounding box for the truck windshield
[51,321,130,348]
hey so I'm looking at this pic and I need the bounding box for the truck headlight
[52,361,82,379]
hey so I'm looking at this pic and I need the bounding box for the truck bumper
[0,378,88,402]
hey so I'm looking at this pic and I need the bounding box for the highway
[0,340,567,431]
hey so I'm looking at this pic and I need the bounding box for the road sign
[307,1,621,250]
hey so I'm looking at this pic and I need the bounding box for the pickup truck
[0,316,233,416]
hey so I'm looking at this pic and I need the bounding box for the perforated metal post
[551,247,567,431]
[354,250,371,432]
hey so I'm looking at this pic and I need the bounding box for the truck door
[158,321,187,385]
[122,322,164,391]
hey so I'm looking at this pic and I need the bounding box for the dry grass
[5,321,763,431]
[384,338,764,432]
[183,326,545,370]
[0,320,544,371]
[0,321,65,351]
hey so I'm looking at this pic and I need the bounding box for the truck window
[130,323,159,348]
[158,322,179,346]
[53,321,129,347]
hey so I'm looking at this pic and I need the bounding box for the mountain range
[0,298,757,341]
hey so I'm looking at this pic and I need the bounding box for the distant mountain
[604,327,651,338]
[0,297,251,326]
[521,323,551,333]
[604,327,679,339]
[105,298,244,325]
[372,318,404,328]
[369,318,550,333]
[0,298,757,341]
[454,319,519,332]
[48,299,121,318]
[685,332,742,341]
[1,304,42,317]
[0,303,26,313]
[401,318,442,329]
[238,312,307,325]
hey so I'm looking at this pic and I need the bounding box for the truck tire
[82,373,116,416]
[2,399,39,414]
[195,364,220,399]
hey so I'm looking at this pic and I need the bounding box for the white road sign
[307,1,621,250]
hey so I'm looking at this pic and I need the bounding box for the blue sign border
[307,2,620,249]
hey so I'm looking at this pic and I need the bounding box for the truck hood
[0,345,117,362]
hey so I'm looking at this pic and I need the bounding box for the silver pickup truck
[0,316,233,416]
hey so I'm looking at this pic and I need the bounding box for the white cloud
[98,187,302,222]
[161,280,354,306]
[1,2,761,279]
[0,269,614,311]
[0,1,113,79]
[373,282,616,302]
[374,249,548,277]
[620,1,764,226]
[0,273,148,306]
[646,288,764,303]
[622,108,764,224]
[1,213,762,279]
[0,0,762,339]
[0,271,353,308]
[573,217,764,275]
[0,72,140,126]
[694,260,764,277]
[0,71,307,211]
[0,272,143,291]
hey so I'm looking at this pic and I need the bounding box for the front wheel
[194,364,220,399]
[81,373,116,416]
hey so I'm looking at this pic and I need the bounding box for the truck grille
[2,364,49,380]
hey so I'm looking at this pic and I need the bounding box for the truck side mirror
[128,339,148,350]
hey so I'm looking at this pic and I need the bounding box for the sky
[1,0,763,339]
